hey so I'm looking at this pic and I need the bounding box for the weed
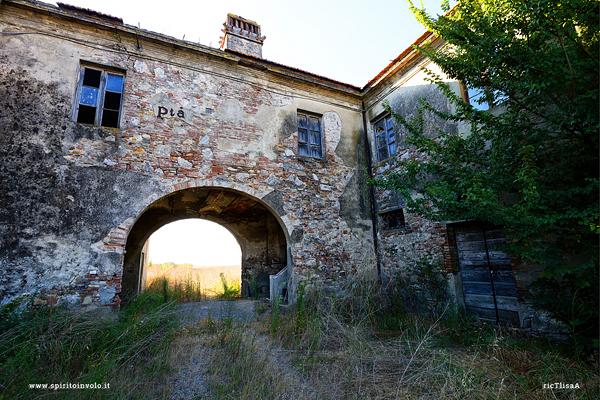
[258,272,599,399]
[0,292,179,399]
[145,263,241,302]
[270,294,282,336]
[244,270,261,300]
[218,272,240,300]
[254,301,268,315]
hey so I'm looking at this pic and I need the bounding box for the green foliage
[371,0,598,343]
[0,293,178,399]
[386,254,451,319]
[244,270,261,300]
[218,272,240,300]
[270,293,282,336]
[294,282,308,332]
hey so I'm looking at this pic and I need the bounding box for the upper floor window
[297,112,323,158]
[374,115,395,161]
[462,83,489,111]
[74,65,125,128]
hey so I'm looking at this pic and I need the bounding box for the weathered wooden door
[454,222,520,326]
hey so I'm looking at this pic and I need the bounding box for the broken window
[380,208,406,230]
[461,82,489,111]
[297,112,323,158]
[74,65,125,128]
[374,115,395,161]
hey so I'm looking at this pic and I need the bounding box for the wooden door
[454,222,520,326]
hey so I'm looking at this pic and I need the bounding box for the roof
[224,48,361,91]
[3,0,434,97]
[56,2,123,24]
[363,30,433,90]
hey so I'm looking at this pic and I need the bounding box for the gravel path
[177,299,263,324]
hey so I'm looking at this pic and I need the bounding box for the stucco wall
[363,58,459,283]
[0,2,373,308]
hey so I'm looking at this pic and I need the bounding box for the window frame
[373,114,395,162]
[460,82,490,111]
[379,207,408,231]
[297,111,323,159]
[73,63,126,128]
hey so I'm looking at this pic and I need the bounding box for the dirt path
[168,300,315,399]
[177,299,263,324]
[167,300,264,399]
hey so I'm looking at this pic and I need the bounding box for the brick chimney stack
[219,14,265,58]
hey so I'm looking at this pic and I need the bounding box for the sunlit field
[145,262,241,301]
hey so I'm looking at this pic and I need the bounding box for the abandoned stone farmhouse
[0,0,556,333]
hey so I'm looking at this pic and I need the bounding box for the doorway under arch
[144,219,243,296]
[121,187,289,301]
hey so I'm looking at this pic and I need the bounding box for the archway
[144,219,242,297]
[121,187,289,301]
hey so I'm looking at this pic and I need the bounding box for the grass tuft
[0,292,179,399]
[144,263,241,302]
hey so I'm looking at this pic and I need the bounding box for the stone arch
[121,182,291,301]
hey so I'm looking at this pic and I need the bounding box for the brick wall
[0,2,372,308]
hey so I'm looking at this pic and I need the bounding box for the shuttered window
[374,115,395,161]
[74,65,125,128]
[297,113,323,158]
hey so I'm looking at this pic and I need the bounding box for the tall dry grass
[2,264,596,399]
[0,292,179,399]
[145,262,241,301]
[187,272,599,400]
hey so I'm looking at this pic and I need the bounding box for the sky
[147,220,242,266]
[55,0,447,266]
[55,0,447,87]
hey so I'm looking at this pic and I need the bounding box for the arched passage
[122,187,289,300]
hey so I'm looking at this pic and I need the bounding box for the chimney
[219,14,265,58]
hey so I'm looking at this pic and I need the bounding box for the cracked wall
[0,2,373,308]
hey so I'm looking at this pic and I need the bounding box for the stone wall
[361,41,555,332]
[0,1,373,308]
[0,1,554,332]
[363,54,459,284]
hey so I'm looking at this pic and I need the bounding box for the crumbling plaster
[0,1,372,307]
[0,0,552,335]
[362,59,460,282]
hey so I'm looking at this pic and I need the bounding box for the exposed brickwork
[0,1,371,308]
[0,1,558,335]
[75,271,122,307]
[27,270,121,309]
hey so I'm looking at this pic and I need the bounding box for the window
[462,83,489,111]
[380,208,406,230]
[374,115,395,161]
[74,65,125,128]
[297,112,323,158]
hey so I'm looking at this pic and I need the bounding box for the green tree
[371,0,598,346]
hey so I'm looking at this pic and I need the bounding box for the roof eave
[4,0,362,97]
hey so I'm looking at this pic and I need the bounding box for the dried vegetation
[168,272,598,400]
[0,269,597,399]
[145,262,241,301]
